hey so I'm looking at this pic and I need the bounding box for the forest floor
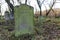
[0,16,60,40]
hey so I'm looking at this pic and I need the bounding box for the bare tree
[48,2,56,17]
[46,0,56,16]
[12,0,14,5]
[17,0,21,4]
[43,3,48,15]
[36,0,45,16]
[5,0,14,15]
[0,3,1,13]
[0,3,2,19]
[0,3,3,20]
[5,0,14,13]
[28,0,31,5]
[5,0,14,20]
[25,0,27,4]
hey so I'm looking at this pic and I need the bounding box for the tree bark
[46,0,56,16]
[25,0,27,4]
[36,0,45,16]
[37,0,42,16]
[5,0,14,15]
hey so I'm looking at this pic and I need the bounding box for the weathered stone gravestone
[14,4,34,37]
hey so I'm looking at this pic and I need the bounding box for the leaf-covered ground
[0,16,60,40]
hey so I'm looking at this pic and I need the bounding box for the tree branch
[46,0,56,16]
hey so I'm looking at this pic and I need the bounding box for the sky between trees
[0,0,60,14]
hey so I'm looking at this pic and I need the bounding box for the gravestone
[14,4,34,37]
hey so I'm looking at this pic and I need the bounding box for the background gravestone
[14,4,34,37]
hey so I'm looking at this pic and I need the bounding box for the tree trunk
[46,0,56,16]
[25,0,27,4]
[5,0,14,16]
[37,0,42,16]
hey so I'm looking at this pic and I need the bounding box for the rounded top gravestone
[14,4,34,37]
